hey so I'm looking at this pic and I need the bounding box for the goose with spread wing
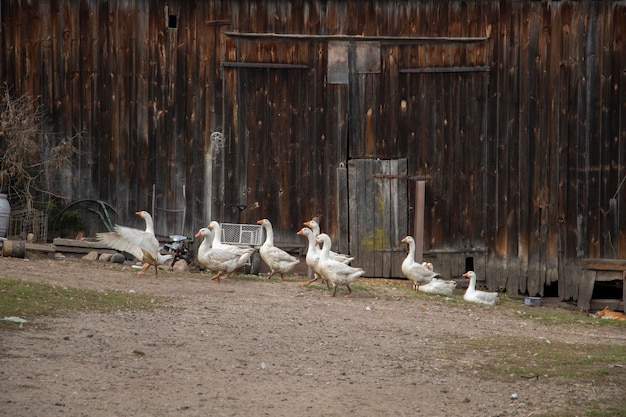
[257,219,300,281]
[97,210,172,277]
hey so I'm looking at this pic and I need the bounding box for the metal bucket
[2,240,26,258]
[525,296,542,307]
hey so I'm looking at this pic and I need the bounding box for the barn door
[348,158,408,277]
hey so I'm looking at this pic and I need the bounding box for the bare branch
[0,83,80,212]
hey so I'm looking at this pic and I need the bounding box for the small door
[348,158,408,277]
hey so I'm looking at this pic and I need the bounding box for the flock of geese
[97,211,499,305]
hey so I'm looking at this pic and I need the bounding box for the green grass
[0,278,164,330]
[511,307,626,327]
[443,334,626,416]
[534,405,626,417]
[454,335,626,384]
[585,408,626,417]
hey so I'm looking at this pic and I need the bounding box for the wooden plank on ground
[53,238,118,254]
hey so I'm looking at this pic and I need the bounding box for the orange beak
[303,221,312,227]
[257,219,264,225]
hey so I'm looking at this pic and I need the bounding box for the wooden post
[414,180,426,263]
[623,271,626,313]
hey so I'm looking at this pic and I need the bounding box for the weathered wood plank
[393,166,409,277]
[581,259,626,271]
[594,271,625,282]
[577,269,596,311]
[335,167,349,255]
[545,3,561,288]
[615,3,626,260]
[348,159,363,270]
[527,3,548,297]
[52,237,117,255]
[517,1,532,293]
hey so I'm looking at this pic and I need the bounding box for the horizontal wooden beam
[221,62,309,69]
[401,66,491,74]
[205,20,231,26]
[425,247,489,254]
[224,32,488,44]
[581,258,626,271]
[373,174,431,181]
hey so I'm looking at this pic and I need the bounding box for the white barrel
[0,193,10,238]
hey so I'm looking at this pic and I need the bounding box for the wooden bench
[578,259,626,312]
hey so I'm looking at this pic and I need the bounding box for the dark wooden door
[348,158,408,278]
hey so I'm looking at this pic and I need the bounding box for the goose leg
[332,286,338,297]
[300,275,319,286]
[137,262,150,275]
[266,271,275,280]
[211,272,222,283]
[345,285,353,298]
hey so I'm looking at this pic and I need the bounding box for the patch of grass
[511,307,626,327]
[458,335,626,385]
[534,403,626,417]
[585,408,626,417]
[0,278,164,330]
[235,273,276,282]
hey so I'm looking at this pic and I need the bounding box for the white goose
[417,261,456,295]
[463,271,499,306]
[401,235,440,291]
[418,278,457,296]
[195,227,244,283]
[315,233,365,297]
[257,219,300,281]
[303,219,354,264]
[208,220,255,271]
[297,227,329,287]
[97,210,172,277]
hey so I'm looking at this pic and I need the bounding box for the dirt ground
[1,253,625,417]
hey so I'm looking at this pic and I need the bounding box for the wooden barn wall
[0,1,224,237]
[1,1,625,299]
